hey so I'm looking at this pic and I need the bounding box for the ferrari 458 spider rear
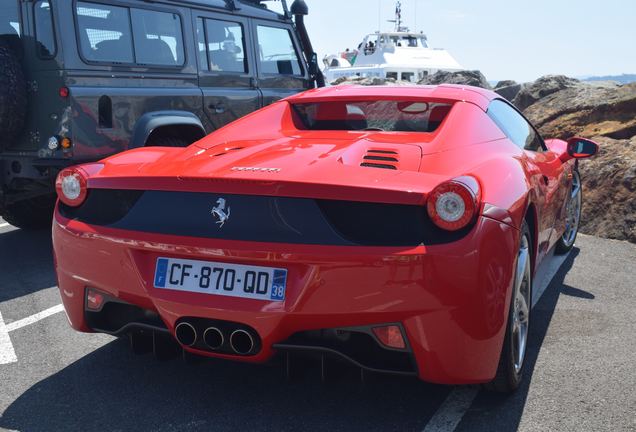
[52,85,598,392]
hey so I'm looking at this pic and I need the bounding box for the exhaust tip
[175,322,197,347]
[230,329,254,355]
[203,327,224,350]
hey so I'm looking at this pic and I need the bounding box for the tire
[555,170,582,255]
[3,194,56,230]
[0,39,27,146]
[485,220,533,393]
[146,136,190,147]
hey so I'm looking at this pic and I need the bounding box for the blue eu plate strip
[270,269,287,301]
[154,258,169,288]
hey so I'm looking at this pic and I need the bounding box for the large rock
[512,75,580,110]
[331,76,410,86]
[418,70,492,89]
[494,80,517,89]
[495,81,523,102]
[578,136,636,243]
[524,81,636,140]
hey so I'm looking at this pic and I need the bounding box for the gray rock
[494,80,517,89]
[418,70,492,89]
[332,76,408,86]
[512,75,580,110]
[495,83,523,102]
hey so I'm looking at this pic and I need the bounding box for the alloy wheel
[512,234,531,374]
[562,171,582,247]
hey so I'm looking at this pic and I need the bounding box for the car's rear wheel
[486,220,532,393]
[555,170,582,254]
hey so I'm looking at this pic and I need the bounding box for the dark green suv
[0,0,322,228]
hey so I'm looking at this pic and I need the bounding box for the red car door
[524,149,568,260]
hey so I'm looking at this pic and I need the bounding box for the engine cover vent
[361,149,399,170]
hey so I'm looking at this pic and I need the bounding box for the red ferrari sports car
[52,85,597,392]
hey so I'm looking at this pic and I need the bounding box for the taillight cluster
[55,167,89,207]
[427,176,480,231]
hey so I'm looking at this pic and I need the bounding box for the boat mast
[388,1,409,32]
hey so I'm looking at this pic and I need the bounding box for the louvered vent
[360,149,398,170]
[212,147,244,157]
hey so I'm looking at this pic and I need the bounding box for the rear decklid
[87,132,451,206]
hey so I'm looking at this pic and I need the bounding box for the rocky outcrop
[494,80,522,102]
[522,82,636,140]
[330,76,409,86]
[511,75,581,110]
[418,70,491,89]
[578,136,636,243]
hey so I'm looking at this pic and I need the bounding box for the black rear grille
[360,162,397,170]
[363,155,398,162]
[59,190,471,246]
[361,149,399,170]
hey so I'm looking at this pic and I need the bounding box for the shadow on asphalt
[0,227,57,303]
[457,247,590,431]
[0,340,450,432]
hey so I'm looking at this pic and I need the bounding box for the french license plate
[153,257,287,301]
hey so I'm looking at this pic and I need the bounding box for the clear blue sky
[295,0,636,83]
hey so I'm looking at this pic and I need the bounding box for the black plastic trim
[272,344,418,376]
[60,190,474,246]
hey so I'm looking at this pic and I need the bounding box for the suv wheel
[3,195,56,229]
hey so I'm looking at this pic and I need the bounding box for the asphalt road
[0,217,635,432]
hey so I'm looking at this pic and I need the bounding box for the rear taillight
[427,177,480,231]
[55,167,88,207]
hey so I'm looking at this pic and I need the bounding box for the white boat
[323,1,463,84]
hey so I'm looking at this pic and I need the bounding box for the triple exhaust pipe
[175,322,256,355]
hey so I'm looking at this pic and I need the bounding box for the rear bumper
[53,208,518,385]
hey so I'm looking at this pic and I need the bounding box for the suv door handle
[209,103,226,114]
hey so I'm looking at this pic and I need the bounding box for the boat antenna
[387,1,409,32]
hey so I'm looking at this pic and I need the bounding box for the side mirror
[566,137,599,159]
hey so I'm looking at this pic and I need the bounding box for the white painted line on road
[0,222,11,229]
[0,311,18,365]
[5,304,65,333]
[532,249,570,307]
[422,386,478,432]
[1,304,64,365]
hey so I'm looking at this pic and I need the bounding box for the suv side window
[75,1,184,67]
[199,18,247,73]
[34,0,56,58]
[256,25,302,76]
[76,2,133,64]
[131,9,184,66]
[1,0,21,35]
[487,99,544,152]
